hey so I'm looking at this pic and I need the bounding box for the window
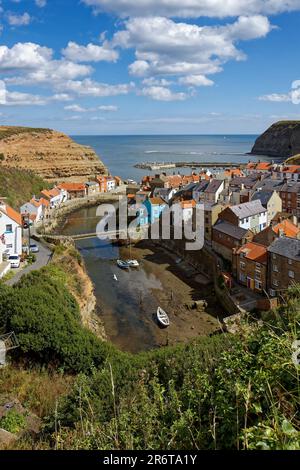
[273,265,279,272]
[289,271,295,279]
[273,280,279,287]
[240,262,246,269]
[255,280,262,290]
[5,224,12,233]
[270,289,276,297]
[272,254,276,260]
[256,263,261,270]
[288,259,293,265]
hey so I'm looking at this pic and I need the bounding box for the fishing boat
[117,260,130,269]
[126,259,140,268]
[156,307,170,327]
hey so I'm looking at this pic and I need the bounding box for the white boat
[117,260,130,269]
[113,274,118,281]
[157,307,170,327]
[126,259,140,268]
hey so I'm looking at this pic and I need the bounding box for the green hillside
[0,167,50,209]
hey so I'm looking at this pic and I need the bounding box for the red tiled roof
[273,219,300,238]
[0,204,22,225]
[237,242,267,264]
[41,188,61,199]
[58,183,86,192]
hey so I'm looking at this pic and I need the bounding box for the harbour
[59,205,223,353]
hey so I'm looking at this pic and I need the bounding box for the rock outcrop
[0,126,107,183]
[251,121,300,159]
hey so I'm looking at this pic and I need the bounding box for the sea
[71,135,261,181]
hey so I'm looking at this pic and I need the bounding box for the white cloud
[7,12,31,26]
[98,105,118,111]
[140,86,187,101]
[83,0,300,18]
[65,103,119,112]
[112,15,273,83]
[179,75,214,87]
[0,43,92,86]
[57,78,135,97]
[64,104,87,112]
[259,93,291,102]
[62,41,118,63]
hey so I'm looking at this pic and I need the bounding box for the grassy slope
[0,126,51,141]
[0,167,50,209]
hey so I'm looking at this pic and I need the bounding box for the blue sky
[0,0,300,135]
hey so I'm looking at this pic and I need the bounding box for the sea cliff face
[0,126,107,183]
[251,121,300,159]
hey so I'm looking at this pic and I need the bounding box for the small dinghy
[156,307,170,327]
[113,274,118,281]
[126,259,140,268]
[117,260,130,269]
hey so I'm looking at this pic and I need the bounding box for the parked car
[30,244,39,253]
[8,255,21,269]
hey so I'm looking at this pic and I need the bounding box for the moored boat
[126,259,140,268]
[117,260,130,269]
[156,307,170,327]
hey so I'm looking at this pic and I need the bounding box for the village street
[6,239,52,286]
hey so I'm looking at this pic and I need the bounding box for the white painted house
[220,200,268,234]
[0,202,22,260]
[20,199,44,223]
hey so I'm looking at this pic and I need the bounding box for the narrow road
[6,240,53,286]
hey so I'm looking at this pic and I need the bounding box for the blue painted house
[144,197,167,225]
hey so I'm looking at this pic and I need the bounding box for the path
[6,240,52,286]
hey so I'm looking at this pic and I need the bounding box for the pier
[134,162,247,171]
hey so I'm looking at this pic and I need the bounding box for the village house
[192,180,210,202]
[0,201,22,260]
[20,198,49,223]
[58,183,86,200]
[85,181,100,196]
[251,190,282,225]
[202,202,225,245]
[233,242,268,293]
[212,220,253,262]
[202,179,225,203]
[96,175,116,193]
[144,197,167,225]
[273,164,300,181]
[218,200,268,234]
[136,190,151,204]
[278,181,300,219]
[152,187,176,203]
[253,218,300,247]
[128,202,149,227]
[268,237,300,296]
[245,161,273,175]
[41,187,66,208]
[179,200,196,223]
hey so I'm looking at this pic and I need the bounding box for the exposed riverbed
[60,206,223,353]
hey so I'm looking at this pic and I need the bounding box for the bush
[0,266,114,373]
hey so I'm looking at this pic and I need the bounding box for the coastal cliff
[251,121,300,159]
[0,126,107,183]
